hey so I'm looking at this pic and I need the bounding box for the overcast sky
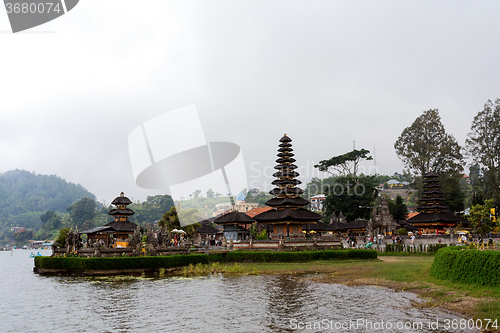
[1,1,499,204]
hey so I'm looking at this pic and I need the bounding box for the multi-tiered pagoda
[408,172,468,233]
[254,134,322,238]
[81,192,139,247]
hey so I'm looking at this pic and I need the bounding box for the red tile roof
[246,207,273,218]
[407,212,420,219]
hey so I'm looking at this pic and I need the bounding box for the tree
[466,99,500,207]
[40,210,57,225]
[395,109,464,177]
[14,229,35,244]
[387,195,408,223]
[321,175,379,222]
[158,206,201,238]
[66,197,96,228]
[54,228,70,248]
[314,149,373,178]
[394,109,465,212]
[467,199,497,234]
[206,188,215,198]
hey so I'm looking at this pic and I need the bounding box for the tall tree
[466,99,500,206]
[394,109,465,212]
[394,109,464,176]
[66,197,96,228]
[387,195,409,224]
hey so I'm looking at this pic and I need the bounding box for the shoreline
[199,256,499,329]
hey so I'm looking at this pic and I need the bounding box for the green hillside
[0,169,95,231]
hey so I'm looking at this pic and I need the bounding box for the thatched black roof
[279,135,292,143]
[272,171,299,178]
[276,157,296,164]
[111,192,133,205]
[408,210,469,226]
[277,152,294,158]
[253,208,321,222]
[265,197,310,206]
[423,171,439,178]
[274,164,298,170]
[269,187,304,196]
[197,223,219,234]
[278,147,293,152]
[214,211,256,224]
[104,220,140,232]
[79,226,114,234]
[108,208,135,216]
[326,219,370,231]
[309,221,330,231]
[272,179,302,186]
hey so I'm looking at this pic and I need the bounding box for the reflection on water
[0,250,477,332]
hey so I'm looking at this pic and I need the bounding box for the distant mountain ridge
[0,169,95,229]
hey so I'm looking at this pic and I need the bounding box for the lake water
[0,249,477,333]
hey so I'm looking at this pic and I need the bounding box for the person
[411,235,415,245]
[488,232,493,247]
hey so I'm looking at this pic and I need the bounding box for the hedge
[430,246,500,287]
[208,249,376,263]
[35,249,376,271]
[34,254,209,271]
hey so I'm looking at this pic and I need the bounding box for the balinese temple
[214,211,256,241]
[80,192,139,247]
[254,134,322,238]
[408,172,469,234]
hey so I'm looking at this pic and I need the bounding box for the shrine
[407,172,468,234]
[254,134,322,238]
[80,192,139,247]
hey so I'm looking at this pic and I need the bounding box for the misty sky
[1,1,499,204]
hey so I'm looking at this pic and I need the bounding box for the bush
[35,254,209,270]
[208,249,376,263]
[430,247,500,287]
[35,250,377,271]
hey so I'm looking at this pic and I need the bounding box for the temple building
[254,134,322,238]
[214,211,255,241]
[80,192,139,247]
[407,172,469,234]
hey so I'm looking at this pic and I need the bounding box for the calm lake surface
[0,249,476,333]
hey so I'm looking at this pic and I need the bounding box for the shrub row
[430,246,500,287]
[35,254,209,271]
[35,249,376,271]
[385,243,448,253]
[208,249,377,263]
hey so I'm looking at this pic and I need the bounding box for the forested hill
[0,170,95,228]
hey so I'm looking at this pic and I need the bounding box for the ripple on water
[0,251,477,333]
